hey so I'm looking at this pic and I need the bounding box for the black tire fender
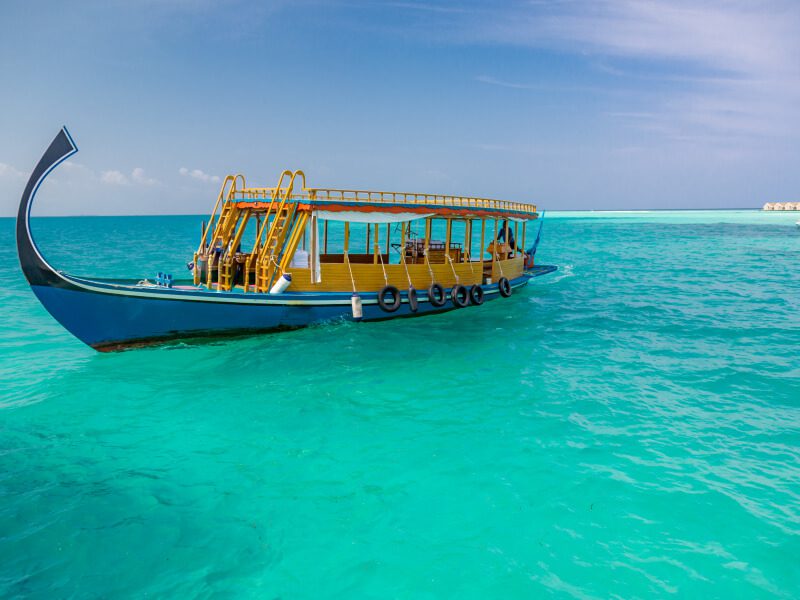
[377,285,401,312]
[469,284,484,305]
[498,277,512,297]
[451,284,469,308]
[407,286,419,312]
[428,283,446,307]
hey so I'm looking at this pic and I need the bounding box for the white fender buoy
[351,293,363,321]
[270,273,292,294]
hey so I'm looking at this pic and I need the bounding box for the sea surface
[1,210,799,598]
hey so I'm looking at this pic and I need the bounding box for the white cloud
[475,75,536,90]
[472,1,799,76]
[475,74,601,94]
[62,160,86,170]
[0,162,27,180]
[100,170,130,186]
[463,0,800,145]
[131,167,159,186]
[7,162,165,216]
[73,165,160,187]
[179,167,221,183]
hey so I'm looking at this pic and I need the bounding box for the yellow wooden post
[521,221,527,256]
[385,223,390,257]
[514,221,519,256]
[366,222,371,254]
[344,222,350,254]
[373,223,379,264]
[492,219,499,265]
[480,219,486,262]
[425,218,432,253]
[444,218,452,260]
[423,217,435,284]
[323,220,328,254]
[464,219,471,262]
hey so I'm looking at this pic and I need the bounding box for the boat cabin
[192,170,539,294]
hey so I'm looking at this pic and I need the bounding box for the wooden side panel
[491,256,524,280]
[287,261,483,292]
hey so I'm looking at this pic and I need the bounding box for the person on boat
[496,220,516,257]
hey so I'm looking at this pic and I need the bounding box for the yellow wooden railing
[230,184,537,216]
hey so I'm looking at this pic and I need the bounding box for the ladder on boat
[249,170,306,293]
[254,205,297,291]
[194,174,244,286]
[216,207,253,291]
[195,169,309,292]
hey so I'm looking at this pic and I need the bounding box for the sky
[1,0,799,215]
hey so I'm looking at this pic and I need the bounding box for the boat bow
[16,127,79,288]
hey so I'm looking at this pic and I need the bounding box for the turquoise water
[1,210,799,598]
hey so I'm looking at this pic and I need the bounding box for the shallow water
[1,211,799,598]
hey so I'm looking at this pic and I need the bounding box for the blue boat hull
[29,272,551,350]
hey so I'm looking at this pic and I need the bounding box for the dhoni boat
[17,128,557,351]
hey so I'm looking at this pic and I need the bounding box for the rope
[377,251,389,287]
[446,255,460,283]
[261,255,280,291]
[401,253,413,287]
[493,246,506,278]
[399,223,414,288]
[344,255,358,293]
[424,250,435,284]
[465,243,475,277]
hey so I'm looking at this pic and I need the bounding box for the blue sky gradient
[1,0,799,215]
